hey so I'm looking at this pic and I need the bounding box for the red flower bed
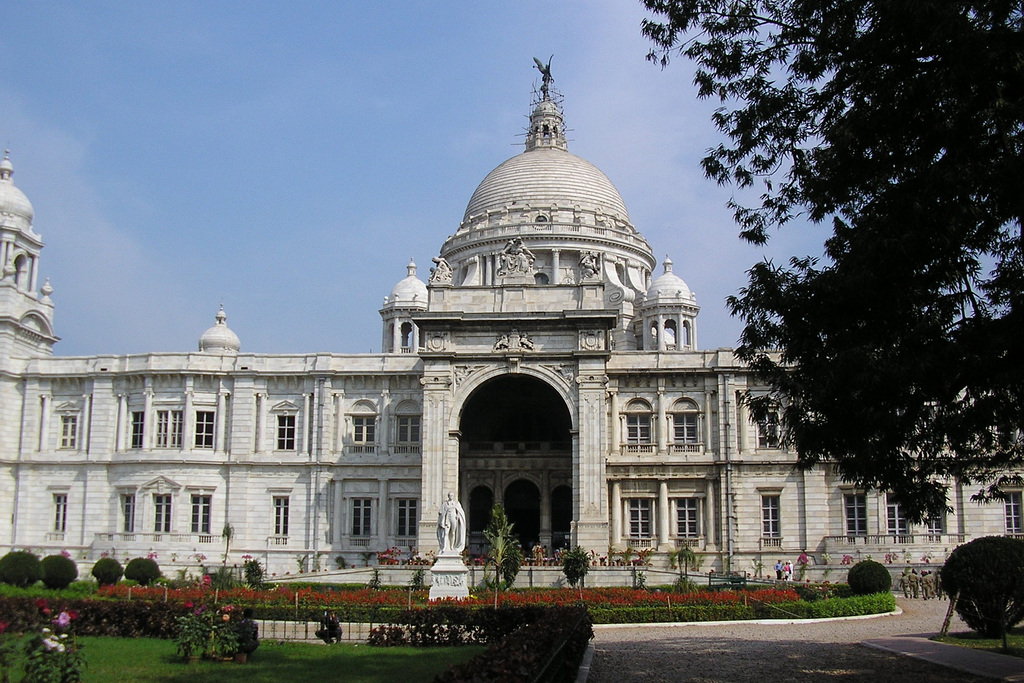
[95,584,800,611]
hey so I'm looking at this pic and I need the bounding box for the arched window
[622,399,653,453]
[670,399,701,453]
[348,401,377,453]
[13,254,28,290]
[664,320,677,349]
[393,400,421,453]
[400,322,413,352]
[534,272,549,285]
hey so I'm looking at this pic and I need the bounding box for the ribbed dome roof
[0,151,35,226]
[463,148,630,224]
[388,259,427,306]
[198,306,241,354]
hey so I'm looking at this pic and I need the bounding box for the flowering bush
[841,554,854,566]
[377,547,403,566]
[175,605,239,661]
[23,609,84,683]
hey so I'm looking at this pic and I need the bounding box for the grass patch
[934,627,1024,659]
[3,636,483,683]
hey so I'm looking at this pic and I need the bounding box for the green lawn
[934,627,1024,659]
[4,636,484,683]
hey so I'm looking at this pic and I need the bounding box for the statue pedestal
[428,553,470,600]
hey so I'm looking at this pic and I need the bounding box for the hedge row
[0,597,187,638]
[587,592,895,624]
[368,605,549,646]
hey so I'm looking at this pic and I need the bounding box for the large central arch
[459,374,573,556]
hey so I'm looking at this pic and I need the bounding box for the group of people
[899,568,943,599]
[774,559,795,580]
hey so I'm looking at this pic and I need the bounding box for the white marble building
[0,83,1014,576]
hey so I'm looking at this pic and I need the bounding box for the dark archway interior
[551,485,572,549]
[505,479,541,547]
[469,486,494,533]
[460,375,571,444]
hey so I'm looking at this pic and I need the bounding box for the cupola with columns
[0,151,58,357]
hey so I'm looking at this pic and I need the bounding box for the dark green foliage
[242,558,264,589]
[209,566,236,590]
[434,607,592,683]
[484,504,523,599]
[40,554,78,590]
[941,536,1024,638]
[0,551,42,587]
[846,559,892,595]
[561,546,590,589]
[368,606,549,646]
[642,1,1024,521]
[123,558,161,586]
[91,557,124,586]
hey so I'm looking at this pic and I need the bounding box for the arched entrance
[459,374,572,556]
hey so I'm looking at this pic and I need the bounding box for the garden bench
[708,572,748,589]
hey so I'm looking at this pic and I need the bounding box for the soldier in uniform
[907,568,920,598]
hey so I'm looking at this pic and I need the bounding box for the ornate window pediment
[140,476,183,493]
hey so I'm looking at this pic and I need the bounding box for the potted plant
[176,610,211,662]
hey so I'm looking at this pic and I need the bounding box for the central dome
[463,148,630,225]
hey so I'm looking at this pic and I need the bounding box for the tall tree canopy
[642,0,1024,519]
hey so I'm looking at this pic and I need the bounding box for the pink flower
[54,611,71,628]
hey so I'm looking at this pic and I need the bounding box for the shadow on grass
[76,637,482,683]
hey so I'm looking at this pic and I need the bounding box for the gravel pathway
[588,597,994,682]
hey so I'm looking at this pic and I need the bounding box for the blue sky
[2,1,823,356]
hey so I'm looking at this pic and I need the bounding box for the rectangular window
[397,499,418,537]
[1006,492,1023,535]
[626,415,652,444]
[191,494,211,534]
[628,499,652,538]
[274,496,290,536]
[761,495,781,538]
[156,410,183,448]
[353,417,376,443]
[277,415,296,450]
[887,496,909,535]
[757,413,780,449]
[194,411,215,449]
[844,493,868,536]
[673,414,699,444]
[154,494,172,533]
[397,416,421,443]
[59,416,78,449]
[53,493,68,532]
[352,498,372,536]
[121,494,136,533]
[131,411,145,449]
[676,498,699,538]
[926,514,945,538]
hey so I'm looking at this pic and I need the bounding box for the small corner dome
[0,151,35,226]
[387,259,427,306]
[198,306,241,354]
[646,256,694,302]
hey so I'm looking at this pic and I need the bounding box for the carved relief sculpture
[496,237,535,276]
[579,251,600,280]
[429,256,453,285]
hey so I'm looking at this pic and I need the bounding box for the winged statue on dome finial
[533,55,554,99]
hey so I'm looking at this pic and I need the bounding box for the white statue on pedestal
[436,491,466,555]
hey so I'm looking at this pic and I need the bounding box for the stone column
[184,385,194,449]
[540,470,552,550]
[115,394,126,452]
[656,388,668,454]
[608,389,620,455]
[37,394,50,452]
[658,480,670,549]
[610,481,622,546]
[551,249,561,283]
[80,393,91,454]
[143,390,154,449]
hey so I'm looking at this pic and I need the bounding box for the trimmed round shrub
[846,559,892,595]
[0,550,43,587]
[91,557,124,586]
[941,535,1024,638]
[40,554,78,590]
[124,557,161,586]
